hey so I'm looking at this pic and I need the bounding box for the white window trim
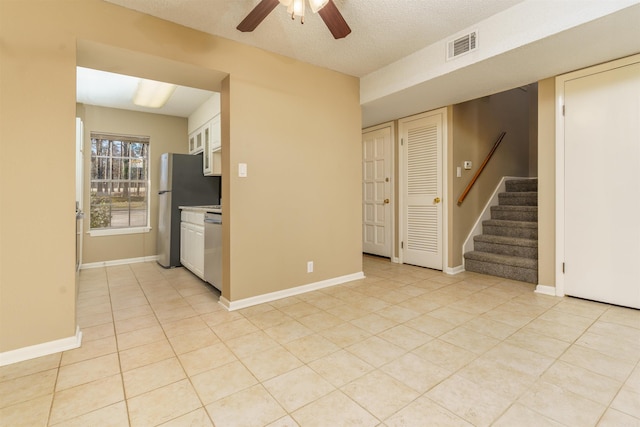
[88,226,152,237]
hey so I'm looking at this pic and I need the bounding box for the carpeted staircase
[464,178,538,283]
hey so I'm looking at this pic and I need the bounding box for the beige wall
[537,78,556,287]
[79,105,188,264]
[449,88,535,267]
[0,0,361,353]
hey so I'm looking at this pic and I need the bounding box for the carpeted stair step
[505,179,537,193]
[498,191,537,206]
[482,219,538,239]
[473,234,537,259]
[464,251,538,283]
[490,205,538,222]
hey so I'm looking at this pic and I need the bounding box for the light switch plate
[238,163,247,177]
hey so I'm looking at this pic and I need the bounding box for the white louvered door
[400,111,443,269]
[362,126,392,257]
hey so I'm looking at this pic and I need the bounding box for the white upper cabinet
[206,114,221,176]
[188,93,221,175]
[188,127,205,154]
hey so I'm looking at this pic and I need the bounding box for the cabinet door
[195,130,203,153]
[180,222,189,267]
[203,125,212,175]
[192,225,205,279]
[188,134,196,154]
[204,116,221,176]
[210,115,221,151]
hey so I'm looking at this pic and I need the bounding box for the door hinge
[562,105,565,116]
[401,138,404,146]
[401,241,404,249]
[562,262,565,273]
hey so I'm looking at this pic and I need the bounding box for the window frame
[88,132,151,237]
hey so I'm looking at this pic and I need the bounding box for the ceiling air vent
[447,30,478,61]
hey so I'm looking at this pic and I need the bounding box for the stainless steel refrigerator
[157,153,220,268]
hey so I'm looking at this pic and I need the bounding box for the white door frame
[398,107,449,271]
[555,53,640,298]
[362,121,396,261]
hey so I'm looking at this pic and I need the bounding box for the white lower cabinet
[180,210,205,279]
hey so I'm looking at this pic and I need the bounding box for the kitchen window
[89,132,150,236]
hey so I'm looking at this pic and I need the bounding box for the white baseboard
[219,271,366,311]
[81,255,159,270]
[445,265,465,275]
[0,326,82,366]
[535,284,558,296]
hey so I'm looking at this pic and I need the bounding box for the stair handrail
[457,131,507,206]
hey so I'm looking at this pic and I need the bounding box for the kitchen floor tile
[283,333,340,363]
[55,353,120,391]
[518,380,607,426]
[291,390,378,427]
[427,374,512,427]
[240,345,304,381]
[49,401,129,427]
[308,349,374,387]
[340,369,419,420]
[384,395,473,427]
[4,256,639,426]
[205,384,286,427]
[0,368,57,408]
[263,366,335,412]
[127,379,202,427]
[191,360,258,405]
[48,374,124,425]
[0,394,53,427]
[122,357,186,398]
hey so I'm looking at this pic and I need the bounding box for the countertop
[179,205,222,214]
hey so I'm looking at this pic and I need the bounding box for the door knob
[384,199,390,204]
[434,197,441,204]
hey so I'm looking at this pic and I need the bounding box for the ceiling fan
[237,0,351,39]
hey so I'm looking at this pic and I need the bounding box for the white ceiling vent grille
[447,31,478,61]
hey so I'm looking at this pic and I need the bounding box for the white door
[362,126,392,257]
[400,110,444,270]
[563,60,640,308]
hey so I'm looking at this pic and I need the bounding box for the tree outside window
[90,133,150,230]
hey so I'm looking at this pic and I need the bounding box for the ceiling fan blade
[237,0,280,32]
[318,0,351,39]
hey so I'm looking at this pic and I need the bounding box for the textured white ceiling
[103,0,526,77]
[87,0,640,125]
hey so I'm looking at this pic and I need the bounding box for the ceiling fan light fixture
[308,0,329,13]
[239,0,350,39]
[280,0,328,22]
[133,79,177,108]
[289,0,305,21]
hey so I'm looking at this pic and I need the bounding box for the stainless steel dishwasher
[204,211,222,291]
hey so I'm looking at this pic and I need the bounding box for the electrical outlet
[307,261,314,273]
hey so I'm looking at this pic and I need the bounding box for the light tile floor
[1,255,639,426]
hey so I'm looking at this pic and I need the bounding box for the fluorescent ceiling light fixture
[133,79,177,108]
